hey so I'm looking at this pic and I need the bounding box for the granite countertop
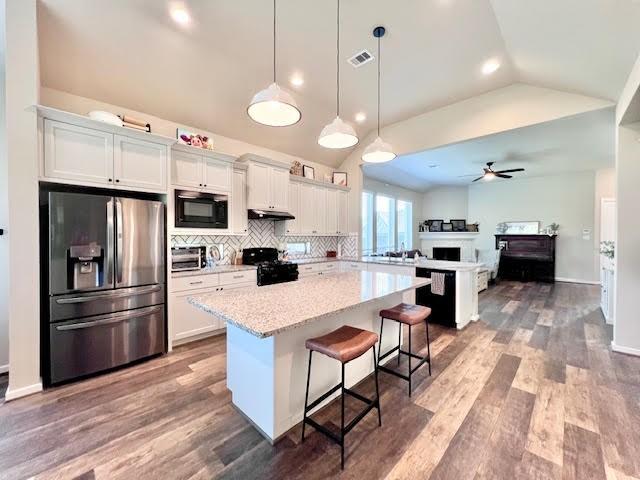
[292,256,483,272]
[189,271,431,338]
[171,264,257,278]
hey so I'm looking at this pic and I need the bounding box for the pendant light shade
[362,26,395,163]
[318,0,358,149]
[248,83,301,127]
[361,136,396,163]
[247,0,301,127]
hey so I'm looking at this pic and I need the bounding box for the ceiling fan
[461,162,525,182]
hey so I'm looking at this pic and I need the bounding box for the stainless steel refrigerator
[44,191,166,385]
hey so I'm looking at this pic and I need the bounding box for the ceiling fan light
[361,136,396,163]
[484,171,496,180]
[247,83,301,127]
[318,116,359,148]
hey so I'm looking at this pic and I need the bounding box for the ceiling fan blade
[495,173,512,179]
[471,176,485,182]
[494,168,525,174]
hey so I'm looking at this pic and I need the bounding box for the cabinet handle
[232,275,244,279]
[108,178,112,182]
[204,184,207,187]
[189,280,203,285]
[115,179,120,183]
[199,183,202,187]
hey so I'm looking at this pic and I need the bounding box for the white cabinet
[44,119,114,185]
[171,146,233,192]
[247,162,289,211]
[43,118,169,193]
[277,182,300,235]
[298,183,316,234]
[340,261,365,272]
[114,135,167,191]
[172,288,223,342]
[325,189,338,235]
[601,267,615,324]
[337,190,349,235]
[231,169,248,235]
[313,186,327,234]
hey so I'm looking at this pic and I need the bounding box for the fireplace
[433,247,461,262]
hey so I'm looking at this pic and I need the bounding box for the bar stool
[302,325,381,470]
[377,303,432,396]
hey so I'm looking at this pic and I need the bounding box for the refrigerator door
[115,197,165,288]
[49,192,115,295]
[48,304,165,384]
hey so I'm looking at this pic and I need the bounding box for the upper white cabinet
[40,108,173,194]
[243,154,290,212]
[337,190,349,235]
[325,189,338,234]
[171,144,233,192]
[231,168,248,235]
[280,182,300,235]
[44,120,114,186]
[313,186,327,234]
[114,135,167,191]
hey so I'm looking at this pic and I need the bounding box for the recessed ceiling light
[482,59,500,76]
[170,4,191,25]
[290,74,304,87]
[355,112,366,123]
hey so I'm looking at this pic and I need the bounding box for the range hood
[248,209,295,221]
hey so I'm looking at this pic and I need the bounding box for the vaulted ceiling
[38,0,640,167]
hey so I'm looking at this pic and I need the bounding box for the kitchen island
[190,270,430,442]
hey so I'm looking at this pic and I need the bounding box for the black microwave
[175,190,229,229]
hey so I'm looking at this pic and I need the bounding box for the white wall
[362,177,423,249]
[593,168,616,274]
[468,172,598,283]
[4,0,41,399]
[0,0,8,373]
[40,87,335,183]
[422,186,469,223]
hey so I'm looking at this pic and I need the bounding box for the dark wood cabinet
[495,234,556,283]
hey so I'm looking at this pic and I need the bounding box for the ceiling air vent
[347,49,374,68]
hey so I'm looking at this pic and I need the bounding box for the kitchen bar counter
[171,264,257,278]
[292,256,483,272]
[190,270,429,442]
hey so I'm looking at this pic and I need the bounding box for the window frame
[362,190,413,255]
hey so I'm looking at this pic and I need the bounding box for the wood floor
[1,281,639,479]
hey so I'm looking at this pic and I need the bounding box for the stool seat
[380,303,431,326]
[305,325,378,363]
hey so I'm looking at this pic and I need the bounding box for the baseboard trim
[555,277,600,285]
[4,381,43,401]
[611,342,640,357]
[0,364,8,375]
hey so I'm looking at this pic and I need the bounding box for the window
[287,242,310,255]
[361,191,413,254]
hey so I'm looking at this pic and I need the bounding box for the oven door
[175,190,228,229]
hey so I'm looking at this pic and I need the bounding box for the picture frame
[332,171,348,187]
[427,219,444,232]
[450,219,467,232]
[442,222,453,232]
[303,165,315,180]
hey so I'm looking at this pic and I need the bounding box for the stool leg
[397,323,402,366]
[301,350,312,443]
[408,325,413,397]
[377,317,384,365]
[373,345,382,427]
[425,319,432,376]
[341,362,345,470]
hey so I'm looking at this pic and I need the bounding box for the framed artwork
[427,219,443,232]
[332,172,348,186]
[503,221,540,234]
[303,165,315,179]
[177,128,214,150]
[442,222,453,232]
[450,219,467,232]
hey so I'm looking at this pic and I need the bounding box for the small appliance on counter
[171,246,207,272]
[242,247,298,286]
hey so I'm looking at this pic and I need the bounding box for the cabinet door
[203,157,232,192]
[325,189,338,234]
[44,119,114,185]
[313,186,327,234]
[247,163,271,210]
[172,150,203,188]
[171,289,219,342]
[298,183,315,234]
[232,169,248,235]
[114,135,167,192]
[270,167,289,211]
[337,190,349,235]
[282,181,300,234]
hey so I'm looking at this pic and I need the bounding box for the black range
[242,247,299,286]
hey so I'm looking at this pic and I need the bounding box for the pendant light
[247,0,301,127]
[362,26,396,163]
[318,0,358,149]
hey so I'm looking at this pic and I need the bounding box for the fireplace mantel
[419,232,479,262]
[419,232,480,241]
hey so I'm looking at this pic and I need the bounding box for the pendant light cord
[336,0,340,118]
[377,34,381,137]
[273,0,277,83]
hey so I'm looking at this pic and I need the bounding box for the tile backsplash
[171,219,358,264]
